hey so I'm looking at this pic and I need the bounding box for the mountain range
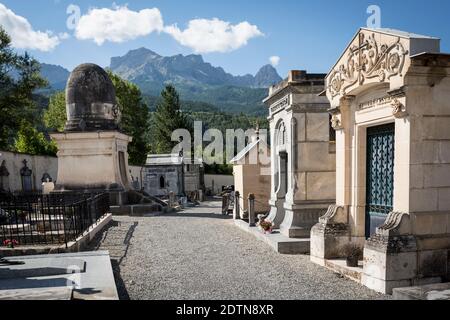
[109,47,281,89]
[39,48,283,115]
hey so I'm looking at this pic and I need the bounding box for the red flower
[3,239,19,247]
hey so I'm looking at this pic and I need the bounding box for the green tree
[108,71,150,165]
[43,91,66,132]
[0,27,47,150]
[152,85,193,154]
[14,121,57,156]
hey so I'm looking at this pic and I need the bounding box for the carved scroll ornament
[328,33,409,98]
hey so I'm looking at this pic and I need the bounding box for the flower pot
[346,256,359,267]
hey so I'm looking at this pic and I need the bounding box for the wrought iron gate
[365,123,395,238]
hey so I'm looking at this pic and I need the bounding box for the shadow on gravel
[119,222,138,264]
[111,259,130,300]
[163,212,232,220]
[84,219,138,300]
[86,220,118,251]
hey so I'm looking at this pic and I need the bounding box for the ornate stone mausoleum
[311,28,450,294]
[264,71,336,242]
[51,63,132,202]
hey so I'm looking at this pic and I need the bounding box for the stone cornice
[387,86,407,98]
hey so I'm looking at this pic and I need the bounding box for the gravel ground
[87,201,389,300]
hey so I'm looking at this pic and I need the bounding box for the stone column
[233,191,240,220]
[310,97,353,264]
[248,194,255,227]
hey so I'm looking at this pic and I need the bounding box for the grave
[51,63,132,205]
[0,251,118,300]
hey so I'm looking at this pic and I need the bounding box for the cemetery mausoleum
[311,28,450,294]
[230,127,271,217]
[264,70,336,246]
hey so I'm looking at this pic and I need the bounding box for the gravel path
[87,201,389,300]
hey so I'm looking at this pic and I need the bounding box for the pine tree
[152,85,192,154]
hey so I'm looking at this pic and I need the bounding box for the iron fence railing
[0,192,110,249]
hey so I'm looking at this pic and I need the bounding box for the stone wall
[204,174,234,194]
[406,54,450,282]
[0,150,58,192]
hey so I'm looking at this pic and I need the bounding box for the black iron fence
[0,192,110,249]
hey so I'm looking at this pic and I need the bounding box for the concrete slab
[235,219,310,254]
[0,258,85,279]
[393,282,450,300]
[0,251,118,300]
[0,287,73,300]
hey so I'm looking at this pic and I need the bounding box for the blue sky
[1,0,449,77]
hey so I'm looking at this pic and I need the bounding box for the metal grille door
[365,123,395,238]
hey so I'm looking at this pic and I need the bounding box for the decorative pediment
[327,31,409,99]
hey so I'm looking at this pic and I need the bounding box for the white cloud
[58,32,70,40]
[269,56,280,67]
[0,3,61,51]
[75,5,164,45]
[164,18,263,53]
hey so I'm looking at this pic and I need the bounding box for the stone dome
[65,63,120,132]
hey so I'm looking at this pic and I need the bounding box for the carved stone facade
[310,28,450,294]
[264,70,335,243]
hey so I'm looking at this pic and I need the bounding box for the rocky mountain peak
[254,64,283,87]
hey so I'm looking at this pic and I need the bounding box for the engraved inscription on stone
[358,95,393,111]
[270,96,289,115]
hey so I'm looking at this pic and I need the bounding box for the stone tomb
[230,127,271,217]
[143,154,205,197]
[51,64,132,204]
[0,251,118,300]
[310,28,450,294]
[264,70,336,241]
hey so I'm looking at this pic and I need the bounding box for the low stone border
[0,213,112,257]
[234,219,311,254]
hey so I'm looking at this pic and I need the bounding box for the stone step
[323,259,363,283]
[234,219,310,254]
